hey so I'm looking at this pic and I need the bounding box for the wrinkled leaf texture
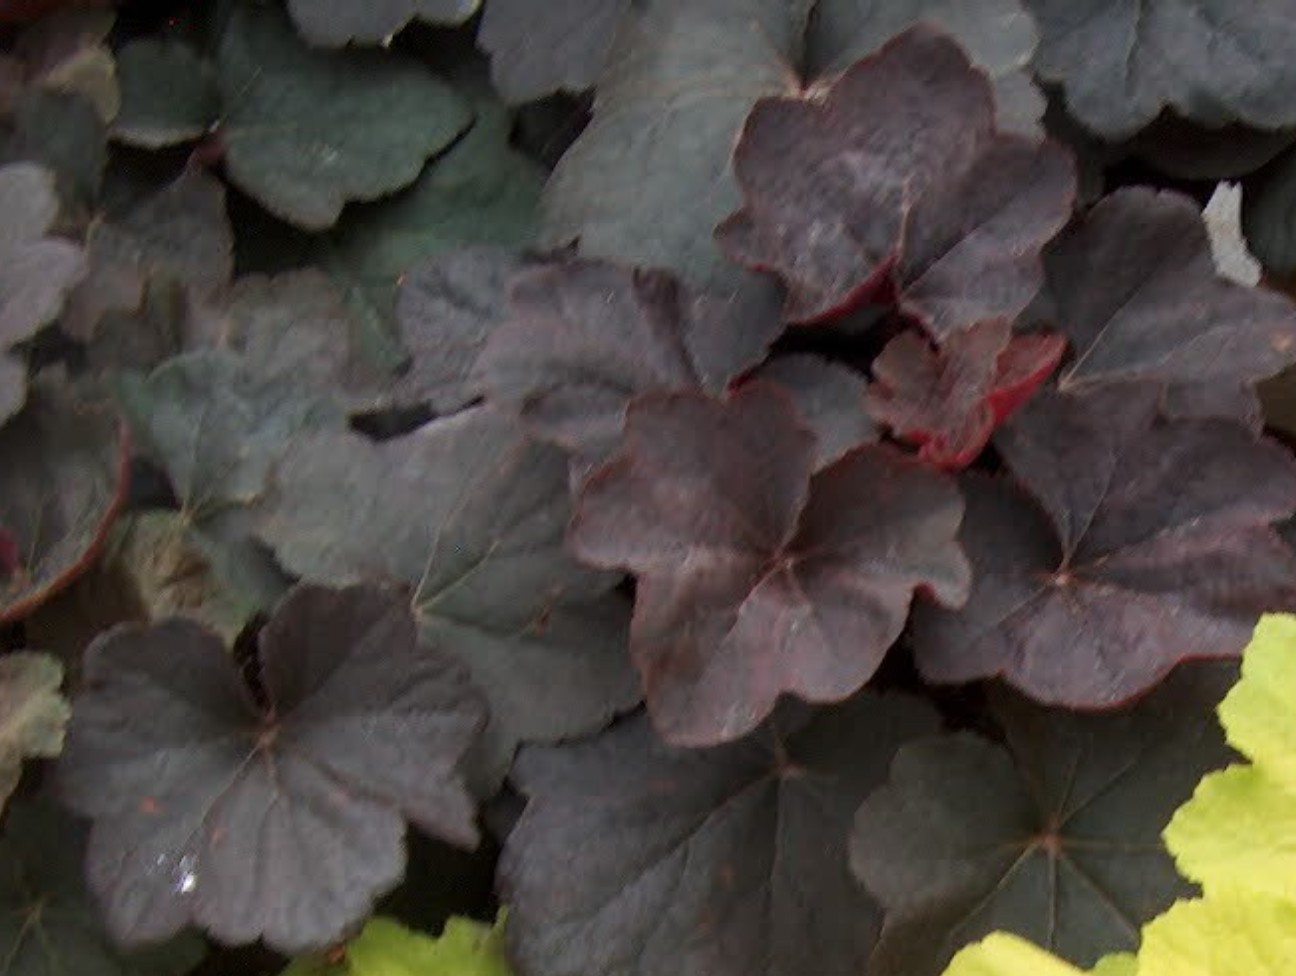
[569,383,969,745]
[56,584,485,954]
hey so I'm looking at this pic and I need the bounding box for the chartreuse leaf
[0,651,69,811]
[215,2,471,230]
[1136,891,1296,976]
[942,933,1114,976]
[55,584,486,953]
[280,914,510,976]
[500,693,940,976]
[0,797,206,976]
[1163,614,1296,902]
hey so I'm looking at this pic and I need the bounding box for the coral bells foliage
[13,8,1296,976]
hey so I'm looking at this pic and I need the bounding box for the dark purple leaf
[569,384,969,745]
[0,383,128,623]
[912,386,1296,705]
[1046,189,1296,419]
[850,665,1236,975]
[253,406,640,789]
[478,0,631,103]
[866,320,1065,469]
[716,27,1074,330]
[751,354,876,469]
[55,584,485,953]
[501,692,940,976]
[474,260,780,466]
[1026,0,1296,139]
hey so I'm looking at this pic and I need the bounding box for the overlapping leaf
[286,0,480,47]
[0,383,128,623]
[851,666,1235,976]
[0,161,85,421]
[478,0,630,103]
[1044,189,1296,420]
[112,38,219,149]
[943,934,1134,976]
[1137,891,1296,976]
[717,28,1074,329]
[253,406,640,788]
[473,260,781,466]
[501,693,940,976]
[0,651,68,809]
[0,797,207,976]
[569,384,969,745]
[752,354,876,469]
[866,321,1065,469]
[56,584,486,953]
[280,914,510,976]
[6,8,118,123]
[0,88,107,214]
[215,2,471,229]
[1026,0,1296,139]
[912,386,1296,705]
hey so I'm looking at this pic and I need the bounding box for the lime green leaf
[1137,891,1296,976]
[280,915,511,976]
[942,934,1136,976]
[1092,954,1139,976]
[215,2,471,230]
[1164,613,1296,901]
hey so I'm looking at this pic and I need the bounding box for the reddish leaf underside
[912,386,1296,705]
[569,383,969,745]
[715,26,1074,332]
[866,320,1065,469]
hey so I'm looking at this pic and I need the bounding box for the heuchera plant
[6,3,1296,976]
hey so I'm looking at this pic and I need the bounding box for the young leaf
[0,797,206,976]
[214,2,472,229]
[478,0,630,103]
[865,321,1065,469]
[541,0,804,294]
[912,387,1296,706]
[716,27,1074,330]
[0,651,69,810]
[286,0,480,48]
[1162,614,1296,903]
[805,0,1044,135]
[0,161,85,420]
[253,407,640,789]
[55,584,486,953]
[0,384,129,623]
[474,260,781,466]
[1025,0,1296,139]
[851,666,1235,976]
[113,39,219,149]
[1045,189,1296,420]
[500,693,940,976]
[751,354,877,470]
[280,914,510,976]
[569,384,969,745]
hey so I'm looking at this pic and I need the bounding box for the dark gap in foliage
[350,401,440,441]
[230,610,270,712]
[125,456,178,510]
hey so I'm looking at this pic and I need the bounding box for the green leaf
[1164,614,1296,904]
[1137,891,1296,976]
[850,666,1236,976]
[0,797,206,976]
[286,0,481,47]
[113,39,219,149]
[215,2,472,230]
[0,652,69,810]
[0,89,107,215]
[280,914,511,976]
[942,934,1090,976]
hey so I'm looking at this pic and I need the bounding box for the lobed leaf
[570,384,969,745]
[1136,891,1296,976]
[280,914,510,976]
[112,38,219,149]
[55,584,486,953]
[500,693,940,976]
[751,354,876,470]
[913,386,1296,706]
[286,0,480,47]
[851,666,1235,976]
[717,27,1074,330]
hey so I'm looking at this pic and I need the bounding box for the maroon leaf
[715,27,1075,331]
[55,584,486,953]
[474,259,781,466]
[569,384,970,745]
[866,320,1065,469]
[0,384,129,623]
[751,354,876,469]
[1046,188,1296,418]
[912,386,1296,706]
[500,692,940,976]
